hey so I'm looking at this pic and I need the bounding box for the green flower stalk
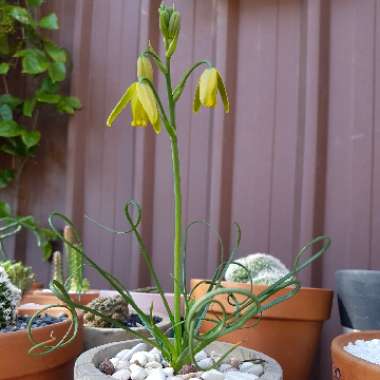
[29,4,331,373]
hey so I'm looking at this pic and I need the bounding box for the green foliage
[0,200,54,261]
[0,0,81,189]
[0,259,35,293]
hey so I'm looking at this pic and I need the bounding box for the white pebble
[115,360,130,371]
[197,358,214,370]
[110,357,120,367]
[239,362,264,376]
[112,369,131,380]
[145,369,166,380]
[145,361,163,370]
[218,364,233,372]
[130,366,148,380]
[201,369,225,380]
[131,351,149,367]
[163,367,174,376]
[116,349,130,360]
[167,377,183,380]
[344,339,380,366]
[225,372,258,380]
[195,351,208,362]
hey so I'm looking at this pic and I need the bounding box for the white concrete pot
[83,313,171,349]
[74,339,283,380]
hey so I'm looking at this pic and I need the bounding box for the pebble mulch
[0,314,67,333]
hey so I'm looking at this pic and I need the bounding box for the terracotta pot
[21,289,100,306]
[331,331,380,380]
[0,306,83,380]
[191,279,333,380]
[30,281,44,290]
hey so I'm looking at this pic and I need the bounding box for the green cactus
[225,253,290,285]
[0,260,35,293]
[0,266,21,328]
[64,226,89,293]
[83,295,129,328]
[51,251,64,285]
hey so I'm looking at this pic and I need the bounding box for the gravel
[344,339,380,365]
[0,313,67,333]
[118,314,162,329]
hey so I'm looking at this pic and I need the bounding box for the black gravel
[0,314,67,333]
[115,313,162,328]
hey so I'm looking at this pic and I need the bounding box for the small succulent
[84,295,129,328]
[51,251,64,286]
[225,253,290,285]
[0,266,21,328]
[0,260,35,293]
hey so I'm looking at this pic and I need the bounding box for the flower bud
[158,5,171,42]
[137,55,153,81]
[168,11,180,39]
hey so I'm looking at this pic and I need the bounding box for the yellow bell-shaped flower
[106,82,160,134]
[193,67,229,113]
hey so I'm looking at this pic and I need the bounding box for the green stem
[165,57,183,354]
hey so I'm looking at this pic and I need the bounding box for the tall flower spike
[106,82,160,134]
[193,67,229,113]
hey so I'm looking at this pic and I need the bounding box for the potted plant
[331,331,380,380]
[336,270,380,332]
[82,294,171,350]
[22,226,99,306]
[30,4,331,380]
[191,253,333,380]
[0,266,83,380]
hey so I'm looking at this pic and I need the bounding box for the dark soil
[0,314,67,333]
[116,313,162,328]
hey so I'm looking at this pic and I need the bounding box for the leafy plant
[0,200,54,261]
[0,0,81,189]
[0,259,35,292]
[28,4,331,374]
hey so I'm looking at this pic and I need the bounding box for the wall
[5,1,380,379]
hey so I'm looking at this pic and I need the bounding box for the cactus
[51,251,64,285]
[83,295,129,328]
[225,253,290,285]
[63,225,89,293]
[0,260,35,293]
[0,266,21,328]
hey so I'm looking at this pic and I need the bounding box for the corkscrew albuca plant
[28,4,331,373]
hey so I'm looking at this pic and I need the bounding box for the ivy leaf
[27,0,44,6]
[39,77,59,94]
[39,13,58,30]
[44,40,66,63]
[22,98,37,117]
[21,130,41,148]
[0,63,10,75]
[57,96,81,114]
[0,120,23,137]
[0,95,22,109]
[15,49,49,75]
[0,104,12,121]
[37,92,61,104]
[9,6,33,25]
[0,201,11,218]
[0,169,15,189]
[48,61,66,82]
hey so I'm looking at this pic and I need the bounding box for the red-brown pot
[191,279,333,380]
[0,306,83,380]
[21,289,99,306]
[331,331,380,380]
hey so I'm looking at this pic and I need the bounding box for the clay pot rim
[331,331,380,373]
[83,312,171,332]
[192,278,332,293]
